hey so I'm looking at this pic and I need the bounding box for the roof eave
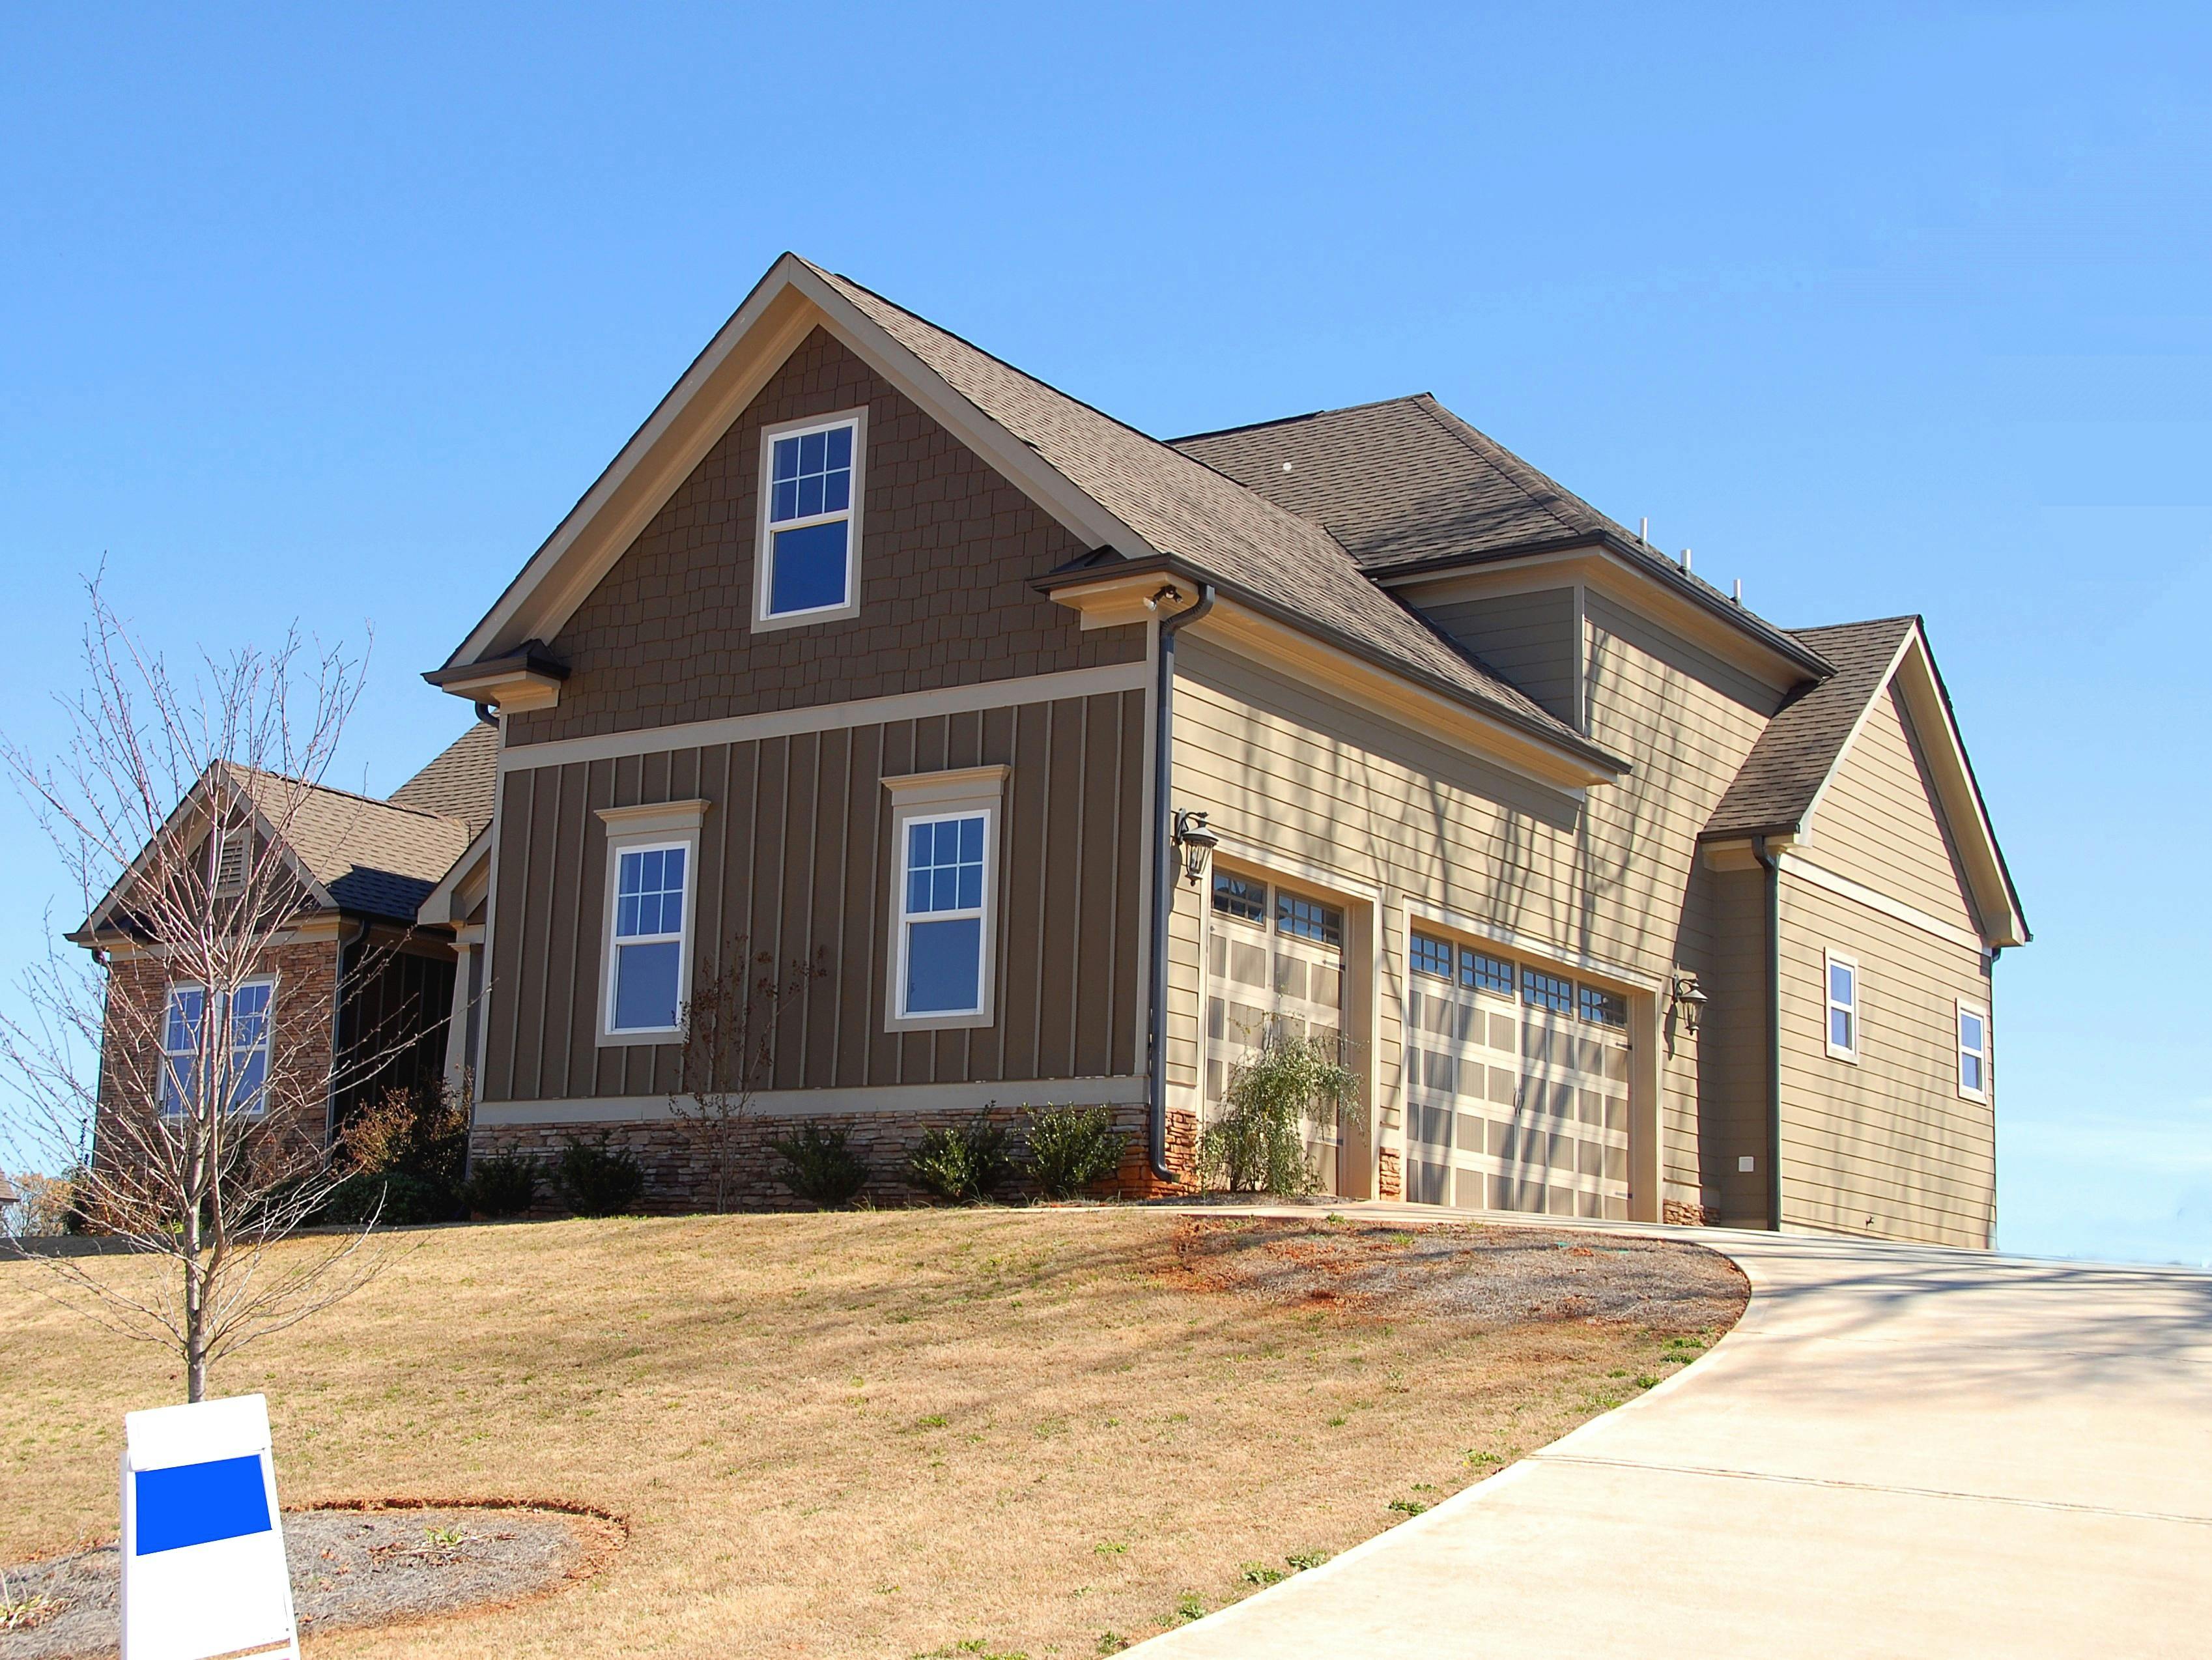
[1039,554,1629,785]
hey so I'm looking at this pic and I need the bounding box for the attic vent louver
[214,837,248,892]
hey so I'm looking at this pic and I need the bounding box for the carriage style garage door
[1402,929,1631,1219]
[1204,869,1346,1193]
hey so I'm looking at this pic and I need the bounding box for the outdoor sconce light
[1172,809,1219,887]
[1672,973,1708,1035]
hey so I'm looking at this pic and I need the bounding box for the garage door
[1204,870,1346,1193]
[1402,930,1630,1220]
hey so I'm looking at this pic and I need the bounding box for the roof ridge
[1408,397,1617,544]
[1167,393,1434,446]
[228,762,469,827]
[1787,614,1921,638]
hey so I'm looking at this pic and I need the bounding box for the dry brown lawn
[1,1209,1743,1659]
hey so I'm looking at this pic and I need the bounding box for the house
[74,725,496,1149]
[415,253,2024,1245]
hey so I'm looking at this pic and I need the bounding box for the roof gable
[1704,616,2026,947]
[389,721,498,836]
[434,255,1613,776]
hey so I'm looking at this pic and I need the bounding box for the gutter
[1146,582,1217,1184]
[1753,836,1783,1231]
[1039,554,1628,780]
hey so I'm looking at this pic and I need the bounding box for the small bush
[907,1111,1014,1203]
[1197,1025,1352,1195]
[465,1151,540,1218]
[770,1123,870,1208]
[552,1134,645,1216]
[314,1171,466,1227]
[1023,1104,1127,1199]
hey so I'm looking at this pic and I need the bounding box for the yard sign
[121,1393,299,1660]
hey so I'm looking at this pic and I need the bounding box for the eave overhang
[422,641,571,713]
[1040,554,1629,792]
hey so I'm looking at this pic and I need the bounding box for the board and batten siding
[1776,878,1994,1247]
[479,689,1146,1107]
[1422,587,1581,727]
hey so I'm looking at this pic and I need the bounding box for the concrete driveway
[1135,1216,2212,1659]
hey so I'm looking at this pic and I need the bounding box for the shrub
[313,1170,467,1227]
[907,1111,1014,1203]
[770,1123,870,1208]
[464,1151,541,1218]
[1023,1105,1127,1199]
[552,1134,645,1216]
[341,1080,469,1190]
[1197,1025,1352,1195]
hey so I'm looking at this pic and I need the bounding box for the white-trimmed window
[883,765,1008,1031]
[158,979,274,1116]
[756,409,866,628]
[1824,949,1860,1061]
[1957,1000,1990,1101]
[595,799,710,1042]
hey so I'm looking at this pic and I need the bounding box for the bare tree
[667,941,828,1212]
[0,580,410,1401]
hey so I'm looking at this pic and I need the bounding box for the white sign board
[121,1393,299,1660]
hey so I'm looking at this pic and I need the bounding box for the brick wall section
[95,939,342,1162]
[1663,1199,1717,1227]
[474,1100,1200,1213]
[509,326,1145,747]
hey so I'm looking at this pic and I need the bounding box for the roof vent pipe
[1639,517,1649,544]
[1733,579,1743,605]
[1681,547,1694,573]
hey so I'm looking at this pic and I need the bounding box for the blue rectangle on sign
[134,1454,272,1554]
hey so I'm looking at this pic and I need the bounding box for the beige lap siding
[1804,684,1981,932]
[1697,866,1778,1227]
[1776,878,1994,1248]
[479,689,1148,1108]
[1423,587,1581,726]
[1172,603,1780,1213]
[1580,595,1782,1214]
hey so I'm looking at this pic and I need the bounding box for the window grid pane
[1211,872,1266,924]
[767,423,856,526]
[1462,949,1514,994]
[1578,984,1627,1028]
[1410,933,1453,980]
[1522,968,1573,1013]
[1277,892,1342,949]
[615,846,686,940]
[906,814,985,918]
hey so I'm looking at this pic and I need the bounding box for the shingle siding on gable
[508,328,1143,748]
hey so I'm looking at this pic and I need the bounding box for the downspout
[1752,837,1782,1232]
[1146,582,1217,1184]
[328,917,368,1149]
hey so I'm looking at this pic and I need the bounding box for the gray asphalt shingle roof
[1701,617,1918,840]
[806,264,1599,756]
[389,721,498,837]
[231,766,477,923]
[1171,395,1830,675]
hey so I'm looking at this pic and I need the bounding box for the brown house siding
[481,687,1148,1107]
[507,326,1144,748]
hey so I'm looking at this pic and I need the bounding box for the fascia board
[415,826,491,928]
[443,255,1155,669]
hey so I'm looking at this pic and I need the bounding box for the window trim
[753,407,868,632]
[595,799,710,1046]
[1824,947,1860,1063]
[883,766,1008,1033]
[1956,997,1991,1102]
[158,976,277,1118]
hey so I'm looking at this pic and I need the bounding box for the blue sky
[3,5,2205,1261]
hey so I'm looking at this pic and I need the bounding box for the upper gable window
[756,410,866,629]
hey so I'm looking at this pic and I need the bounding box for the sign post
[121,1394,299,1660]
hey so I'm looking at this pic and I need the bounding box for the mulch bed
[0,1502,621,1659]
[1168,1216,1749,1328]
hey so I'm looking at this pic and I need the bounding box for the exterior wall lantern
[1172,809,1219,888]
[1671,972,1708,1036]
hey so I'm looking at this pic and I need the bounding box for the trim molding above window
[754,407,867,632]
[1824,947,1860,1063]
[595,798,711,1046]
[883,766,1008,1033]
